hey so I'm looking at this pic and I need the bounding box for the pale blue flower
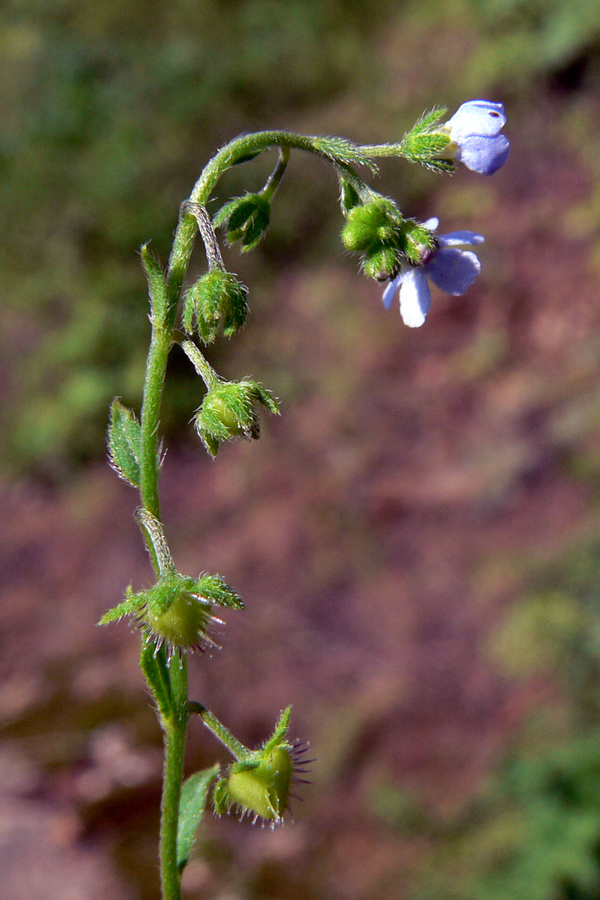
[446,100,510,175]
[382,218,484,328]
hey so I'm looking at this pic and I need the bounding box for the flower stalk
[101,102,508,899]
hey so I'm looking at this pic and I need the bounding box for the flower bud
[362,246,401,281]
[195,380,280,457]
[214,193,271,252]
[341,198,402,254]
[182,269,248,344]
[400,219,438,266]
[341,198,439,281]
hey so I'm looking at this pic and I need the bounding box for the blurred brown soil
[2,108,600,899]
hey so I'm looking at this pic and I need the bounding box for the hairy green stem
[136,128,378,899]
[189,702,249,760]
[138,135,312,897]
[182,202,225,271]
[262,146,290,201]
[160,657,188,900]
[138,277,186,900]
[189,130,370,206]
[165,130,377,315]
[180,340,220,391]
[352,141,407,157]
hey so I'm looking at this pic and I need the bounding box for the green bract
[108,399,143,488]
[214,192,271,252]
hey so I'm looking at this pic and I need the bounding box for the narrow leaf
[108,399,142,488]
[409,106,447,135]
[98,586,143,624]
[263,706,292,754]
[141,244,168,325]
[140,638,172,720]
[254,384,281,416]
[177,765,220,872]
[195,573,245,610]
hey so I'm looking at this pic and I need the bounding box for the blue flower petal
[438,230,485,247]
[448,101,506,139]
[399,270,431,327]
[457,134,510,176]
[382,274,401,310]
[423,217,439,232]
[425,248,481,296]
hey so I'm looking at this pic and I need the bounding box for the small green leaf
[262,706,292,754]
[340,179,361,212]
[177,765,220,872]
[195,573,245,610]
[252,382,280,416]
[98,585,144,624]
[140,638,173,720]
[409,106,447,135]
[141,244,168,325]
[108,399,142,488]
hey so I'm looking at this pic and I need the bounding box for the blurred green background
[4,0,600,898]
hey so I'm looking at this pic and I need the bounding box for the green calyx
[99,571,243,653]
[214,746,294,823]
[144,580,216,651]
[214,193,271,252]
[399,106,455,173]
[212,707,298,824]
[195,380,280,457]
[182,268,248,344]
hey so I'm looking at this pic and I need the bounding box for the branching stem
[134,127,388,900]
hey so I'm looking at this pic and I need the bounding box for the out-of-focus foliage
[465,0,600,86]
[6,0,600,473]
[0,0,396,473]
[4,0,600,475]
[491,543,600,722]
[420,733,600,900]
[413,541,600,900]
